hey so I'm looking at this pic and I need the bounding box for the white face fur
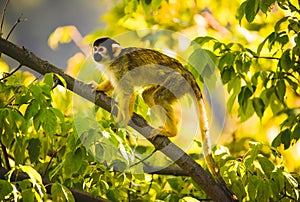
[93,43,122,65]
[93,45,111,64]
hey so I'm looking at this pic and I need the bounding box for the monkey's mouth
[93,53,102,62]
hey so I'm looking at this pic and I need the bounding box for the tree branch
[0,37,236,201]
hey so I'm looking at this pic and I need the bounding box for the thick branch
[0,37,236,201]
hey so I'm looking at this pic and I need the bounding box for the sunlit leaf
[258,156,275,176]
[51,182,75,202]
[19,165,43,185]
[283,172,298,188]
[48,26,76,50]
[43,73,54,88]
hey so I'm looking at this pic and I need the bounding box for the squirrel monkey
[91,37,233,196]
[91,37,229,189]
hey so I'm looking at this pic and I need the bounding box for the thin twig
[146,174,154,194]
[129,149,157,168]
[0,64,22,81]
[253,55,280,60]
[0,140,11,170]
[6,16,26,40]
[0,0,10,34]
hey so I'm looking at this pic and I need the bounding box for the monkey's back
[109,48,202,100]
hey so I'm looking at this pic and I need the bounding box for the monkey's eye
[99,47,104,52]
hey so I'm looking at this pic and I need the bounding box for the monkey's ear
[112,43,122,58]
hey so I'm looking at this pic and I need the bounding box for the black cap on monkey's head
[93,37,120,61]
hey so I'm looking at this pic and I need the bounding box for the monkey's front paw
[88,81,100,93]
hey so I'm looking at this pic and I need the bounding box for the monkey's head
[93,37,122,64]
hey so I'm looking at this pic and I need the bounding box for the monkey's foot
[148,127,176,141]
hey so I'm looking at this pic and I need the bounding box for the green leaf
[236,1,247,24]
[21,189,35,202]
[279,49,292,71]
[188,48,212,76]
[51,182,75,202]
[0,180,13,200]
[63,149,83,177]
[193,36,216,46]
[257,37,268,55]
[33,108,45,131]
[218,53,236,70]
[167,177,183,190]
[43,73,54,88]
[248,176,259,200]
[29,84,43,100]
[272,132,282,148]
[293,124,300,141]
[252,97,265,118]
[110,159,127,172]
[249,142,262,160]
[42,109,57,136]
[25,99,40,120]
[259,0,276,13]
[28,138,41,164]
[221,66,235,84]
[19,165,43,185]
[275,79,286,102]
[275,16,289,32]
[271,171,285,194]
[257,179,272,201]
[283,172,298,188]
[258,156,275,176]
[245,0,259,22]
[281,129,291,149]
[238,86,253,108]
[106,188,119,201]
[14,136,27,164]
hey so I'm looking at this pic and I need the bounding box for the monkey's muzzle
[93,52,102,62]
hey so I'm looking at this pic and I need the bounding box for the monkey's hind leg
[115,91,136,127]
[143,86,179,139]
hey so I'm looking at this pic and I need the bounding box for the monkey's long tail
[198,95,236,198]
[179,66,235,198]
